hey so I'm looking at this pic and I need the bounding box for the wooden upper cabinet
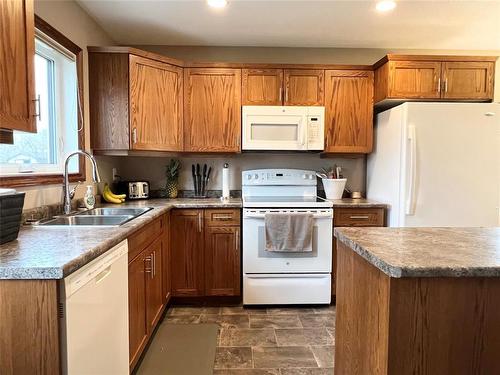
[0,0,36,132]
[89,50,184,152]
[374,55,496,105]
[184,68,241,152]
[129,55,183,151]
[442,62,495,100]
[284,69,324,106]
[170,209,205,296]
[242,68,283,105]
[324,70,374,153]
[388,61,441,99]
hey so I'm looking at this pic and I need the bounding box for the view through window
[0,35,79,174]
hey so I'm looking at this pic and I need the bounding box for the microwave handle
[300,125,306,147]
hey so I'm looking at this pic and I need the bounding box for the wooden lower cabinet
[171,208,241,298]
[128,251,148,369]
[128,215,168,370]
[170,209,205,296]
[332,207,386,298]
[204,225,241,296]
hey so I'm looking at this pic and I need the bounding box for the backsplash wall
[106,154,366,194]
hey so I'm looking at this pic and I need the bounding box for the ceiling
[76,0,500,50]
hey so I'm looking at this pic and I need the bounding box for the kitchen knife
[196,164,201,195]
[192,164,197,195]
[202,164,207,196]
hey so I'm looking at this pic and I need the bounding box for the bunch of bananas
[103,184,126,204]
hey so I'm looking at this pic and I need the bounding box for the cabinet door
[388,61,441,99]
[162,213,171,304]
[442,62,495,100]
[129,55,183,151]
[145,237,164,333]
[284,69,324,106]
[324,70,374,153]
[128,253,148,369]
[184,68,241,152]
[0,0,36,132]
[170,209,205,296]
[204,226,241,296]
[242,68,283,105]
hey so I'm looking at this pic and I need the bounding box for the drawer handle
[349,215,370,220]
[213,215,233,221]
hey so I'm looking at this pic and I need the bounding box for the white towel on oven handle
[264,212,313,252]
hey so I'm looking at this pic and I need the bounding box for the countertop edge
[0,199,242,280]
[334,228,500,278]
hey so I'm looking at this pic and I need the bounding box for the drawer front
[204,209,241,226]
[334,208,385,227]
[128,216,164,261]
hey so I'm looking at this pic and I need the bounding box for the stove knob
[308,174,314,180]
[246,174,252,180]
[254,174,259,180]
[302,174,307,179]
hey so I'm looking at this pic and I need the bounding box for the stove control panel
[242,169,317,186]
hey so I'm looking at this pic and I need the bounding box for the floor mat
[136,323,219,375]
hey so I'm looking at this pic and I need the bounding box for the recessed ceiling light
[376,0,396,12]
[207,0,227,8]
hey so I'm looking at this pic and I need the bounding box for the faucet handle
[69,181,82,199]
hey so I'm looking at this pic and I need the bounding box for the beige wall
[17,0,115,209]
[113,154,366,194]
[139,46,500,101]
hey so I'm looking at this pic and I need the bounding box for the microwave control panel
[307,107,325,150]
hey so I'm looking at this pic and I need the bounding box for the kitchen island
[334,227,500,375]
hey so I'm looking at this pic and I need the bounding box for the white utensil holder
[322,178,347,200]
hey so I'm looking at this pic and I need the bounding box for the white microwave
[242,106,325,151]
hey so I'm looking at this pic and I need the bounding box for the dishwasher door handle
[95,266,112,284]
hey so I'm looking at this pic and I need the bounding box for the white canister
[322,178,347,200]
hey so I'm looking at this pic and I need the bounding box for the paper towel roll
[222,163,230,200]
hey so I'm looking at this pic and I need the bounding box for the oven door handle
[243,212,333,219]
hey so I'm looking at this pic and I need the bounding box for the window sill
[0,172,86,188]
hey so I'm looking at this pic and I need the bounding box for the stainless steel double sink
[35,207,153,227]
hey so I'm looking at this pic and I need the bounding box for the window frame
[0,15,86,188]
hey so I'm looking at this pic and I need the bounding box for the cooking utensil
[191,165,197,193]
[196,164,201,195]
[316,172,327,179]
[202,164,207,195]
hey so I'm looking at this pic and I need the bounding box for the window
[0,16,84,186]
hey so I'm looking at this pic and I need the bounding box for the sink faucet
[63,150,101,214]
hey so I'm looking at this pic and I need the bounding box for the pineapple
[165,159,181,198]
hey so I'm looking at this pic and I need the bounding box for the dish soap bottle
[84,185,96,209]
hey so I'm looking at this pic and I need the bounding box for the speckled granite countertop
[329,198,388,208]
[334,227,500,278]
[0,198,241,280]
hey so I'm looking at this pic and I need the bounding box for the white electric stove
[242,169,333,305]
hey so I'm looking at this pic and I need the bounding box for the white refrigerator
[367,102,500,227]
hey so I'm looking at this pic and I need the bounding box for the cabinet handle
[198,214,202,232]
[213,215,233,221]
[132,128,137,144]
[152,251,155,278]
[285,87,289,103]
[437,78,441,93]
[279,87,282,102]
[349,215,370,220]
[144,256,152,276]
[32,95,41,121]
[444,78,448,93]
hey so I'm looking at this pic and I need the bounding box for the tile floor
[164,304,336,374]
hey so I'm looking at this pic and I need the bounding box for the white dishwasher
[59,240,129,375]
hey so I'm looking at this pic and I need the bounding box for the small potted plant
[165,159,181,198]
[319,165,347,200]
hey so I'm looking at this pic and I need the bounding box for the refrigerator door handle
[406,124,417,215]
